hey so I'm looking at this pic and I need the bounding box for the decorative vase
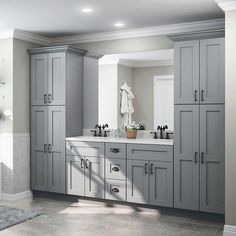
[125,129,138,139]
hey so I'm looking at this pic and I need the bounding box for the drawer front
[105,179,126,201]
[106,143,126,158]
[127,144,173,162]
[66,141,104,157]
[105,158,126,180]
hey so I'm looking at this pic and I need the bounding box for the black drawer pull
[112,188,119,193]
[112,167,119,172]
[111,148,120,153]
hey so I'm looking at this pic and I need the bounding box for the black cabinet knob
[112,167,119,172]
[111,148,120,153]
[112,188,119,193]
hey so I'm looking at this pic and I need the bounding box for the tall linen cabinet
[29,46,85,193]
[174,37,225,214]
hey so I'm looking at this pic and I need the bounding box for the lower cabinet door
[105,179,126,201]
[47,106,66,193]
[200,105,225,214]
[84,157,104,198]
[66,156,85,196]
[127,160,149,204]
[149,161,173,207]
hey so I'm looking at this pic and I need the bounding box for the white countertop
[65,136,174,146]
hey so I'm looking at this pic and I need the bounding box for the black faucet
[95,124,102,137]
[157,125,168,139]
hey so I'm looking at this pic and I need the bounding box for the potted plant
[125,122,143,139]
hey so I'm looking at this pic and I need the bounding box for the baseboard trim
[224,225,236,236]
[1,190,33,201]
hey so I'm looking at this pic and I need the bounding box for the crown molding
[0,28,50,45]
[0,19,225,46]
[50,19,225,45]
[215,0,236,11]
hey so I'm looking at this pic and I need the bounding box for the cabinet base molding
[1,190,33,201]
[224,225,236,236]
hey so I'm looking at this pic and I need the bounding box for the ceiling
[99,49,174,67]
[0,0,224,38]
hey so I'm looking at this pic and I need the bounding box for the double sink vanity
[66,136,173,207]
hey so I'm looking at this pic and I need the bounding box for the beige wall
[225,10,236,226]
[74,35,173,55]
[132,66,173,129]
[0,39,13,134]
[13,39,41,134]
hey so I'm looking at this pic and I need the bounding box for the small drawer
[127,144,173,162]
[105,179,126,201]
[66,141,104,157]
[105,158,126,180]
[106,143,126,158]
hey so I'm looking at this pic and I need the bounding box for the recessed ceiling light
[82,8,93,13]
[114,22,124,27]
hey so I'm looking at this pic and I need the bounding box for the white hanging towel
[120,82,134,126]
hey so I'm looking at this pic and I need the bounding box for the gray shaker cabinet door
[200,105,225,214]
[174,105,200,210]
[47,106,66,193]
[174,40,199,104]
[200,38,225,104]
[150,161,173,207]
[31,106,48,191]
[48,53,66,105]
[84,157,104,199]
[127,160,149,204]
[66,156,85,196]
[31,54,48,105]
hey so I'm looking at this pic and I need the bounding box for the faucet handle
[104,130,110,137]
[91,130,97,137]
[102,124,109,129]
[150,131,158,139]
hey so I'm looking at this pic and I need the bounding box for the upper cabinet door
[31,54,48,105]
[174,105,200,211]
[47,106,66,193]
[174,41,199,104]
[48,53,66,105]
[200,38,225,104]
[200,105,225,214]
[31,106,48,191]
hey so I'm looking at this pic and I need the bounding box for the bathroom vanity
[66,137,174,207]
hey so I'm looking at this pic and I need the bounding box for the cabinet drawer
[66,141,104,157]
[105,158,126,180]
[127,144,173,162]
[106,143,126,158]
[105,179,126,201]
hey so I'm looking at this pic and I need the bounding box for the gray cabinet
[67,156,84,196]
[174,105,200,210]
[66,141,105,198]
[174,38,225,105]
[127,144,173,207]
[200,105,225,213]
[31,106,48,191]
[174,40,199,104]
[150,161,173,207]
[127,160,149,204]
[31,54,48,106]
[84,156,104,198]
[174,105,225,213]
[200,38,225,104]
[47,106,66,193]
[31,106,65,193]
[30,46,85,194]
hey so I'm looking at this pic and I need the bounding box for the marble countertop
[65,136,174,146]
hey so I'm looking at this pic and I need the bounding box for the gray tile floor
[0,197,224,236]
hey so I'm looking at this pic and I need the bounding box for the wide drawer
[105,179,126,201]
[105,143,126,159]
[127,144,173,162]
[105,158,126,180]
[66,141,104,157]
